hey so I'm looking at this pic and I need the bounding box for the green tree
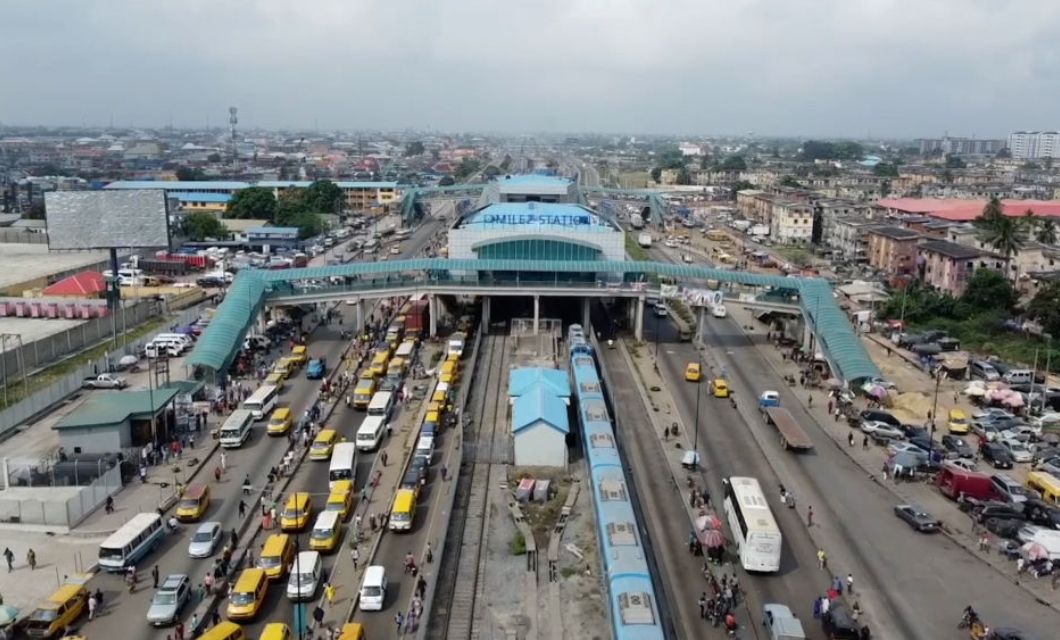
[225,186,277,220]
[979,216,1024,257]
[303,180,344,213]
[438,176,455,186]
[650,167,663,183]
[675,168,692,185]
[779,175,801,188]
[1037,218,1058,245]
[176,166,207,181]
[973,196,1005,232]
[483,165,502,178]
[945,154,966,169]
[277,210,327,240]
[453,157,483,181]
[720,155,747,171]
[960,268,1017,314]
[207,153,222,163]
[182,211,229,241]
[1028,280,1060,337]
[873,162,899,177]
[404,141,426,157]
[698,155,710,170]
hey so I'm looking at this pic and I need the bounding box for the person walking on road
[152,565,160,588]
[238,500,247,519]
[324,583,336,607]
[220,451,227,472]
[87,594,98,620]
[350,546,360,570]
[846,573,855,595]
[817,549,827,569]
[807,506,814,527]
[26,549,36,571]
[3,548,13,572]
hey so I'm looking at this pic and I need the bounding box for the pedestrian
[807,506,814,527]
[417,575,427,599]
[313,605,325,627]
[441,464,448,482]
[395,612,405,631]
[351,546,360,570]
[827,399,833,415]
[862,435,869,449]
[26,549,36,570]
[214,466,222,482]
[175,621,185,640]
[220,451,227,471]
[698,593,707,618]
[817,549,826,569]
[325,582,336,606]
[425,541,434,564]
[848,432,855,447]
[238,500,247,519]
[105,495,114,514]
[88,594,98,620]
[152,565,160,588]
[846,573,854,594]
[230,528,239,547]
[355,514,362,530]
[2,548,12,572]
[381,450,388,467]
[139,465,147,483]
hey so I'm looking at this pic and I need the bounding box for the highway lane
[640,270,1060,636]
[642,314,825,638]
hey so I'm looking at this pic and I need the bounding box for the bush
[510,532,527,556]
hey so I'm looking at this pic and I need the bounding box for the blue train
[568,324,666,640]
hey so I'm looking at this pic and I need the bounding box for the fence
[0,464,121,529]
[0,305,204,437]
[0,229,48,245]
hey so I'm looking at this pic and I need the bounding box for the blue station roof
[512,385,570,435]
[459,202,618,233]
[509,367,571,398]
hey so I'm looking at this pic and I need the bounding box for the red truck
[403,300,430,337]
[936,463,999,502]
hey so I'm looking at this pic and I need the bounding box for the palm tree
[973,196,1005,232]
[1037,219,1058,245]
[980,215,1024,257]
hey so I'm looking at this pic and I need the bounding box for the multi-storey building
[769,200,814,245]
[866,226,921,275]
[916,239,1008,296]
[1008,132,1060,160]
[916,137,1006,156]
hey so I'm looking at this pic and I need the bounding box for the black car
[941,435,975,458]
[400,468,422,494]
[821,601,860,639]
[902,425,929,440]
[410,454,430,483]
[988,627,1040,640]
[860,409,901,428]
[894,504,941,532]
[1023,499,1060,530]
[975,502,1026,525]
[981,442,1014,469]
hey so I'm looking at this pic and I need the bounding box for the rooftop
[459,203,618,233]
[246,226,299,236]
[172,192,231,204]
[877,198,1060,222]
[868,226,920,241]
[104,180,398,192]
[0,244,113,293]
[918,239,996,261]
[509,367,571,399]
[512,385,569,435]
[497,174,572,196]
[54,386,183,430]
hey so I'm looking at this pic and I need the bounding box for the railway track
[429,326,510,640]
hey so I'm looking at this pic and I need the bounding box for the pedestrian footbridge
[187,259,881,385]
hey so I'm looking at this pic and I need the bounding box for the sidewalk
[723,302,1060,612]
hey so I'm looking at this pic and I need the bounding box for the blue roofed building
[509,367,571,401]
[104,179,401,211]
[512,383,570,467]
[172,192,231,213]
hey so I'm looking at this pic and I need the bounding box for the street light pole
[693,358,702,464]
[930,368,943,442]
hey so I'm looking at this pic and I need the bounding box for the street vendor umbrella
[1022,541,1049,561]
[1003,394,1025,408]
[119,354,139,367]
[0,605,19,626]
[698,528,725,548]
[963,385,986,398]
[695,513,722,531]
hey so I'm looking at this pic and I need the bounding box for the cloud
[0,0,1057,136]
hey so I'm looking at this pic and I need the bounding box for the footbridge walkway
[186,259,880,386]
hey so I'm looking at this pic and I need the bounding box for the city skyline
[1,0,1058,137]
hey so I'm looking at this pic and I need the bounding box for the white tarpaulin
[681,289,723,308]
[660,284,679,299]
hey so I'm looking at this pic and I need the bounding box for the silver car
[187,521,223,559]
[146,574,190,626]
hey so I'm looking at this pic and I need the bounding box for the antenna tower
[228,107,239,161]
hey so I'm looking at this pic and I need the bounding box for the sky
[0,0,1058,138]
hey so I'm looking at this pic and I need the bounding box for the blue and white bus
[722,476,783,573]
[98,512,165,572]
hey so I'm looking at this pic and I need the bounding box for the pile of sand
[889,391,934,424]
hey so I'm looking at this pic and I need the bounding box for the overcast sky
[1,0,1057,138]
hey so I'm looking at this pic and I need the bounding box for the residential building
[769,200,814,245]
[678,142,704,156]
[866,226,921,275]
[736,190,771,221]
[826,216,879,261]
[1008,132,1060,160]
[916,137,1006,156]
[917,239,1008,296]
[103,180,401,211]
[174,192,230,213]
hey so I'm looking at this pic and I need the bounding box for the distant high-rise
[1008,131,1060,160]
[915,136,1005,156]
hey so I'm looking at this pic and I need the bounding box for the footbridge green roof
[190,259,880,383]
[186,272,268,371]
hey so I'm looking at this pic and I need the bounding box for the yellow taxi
[310,429,338,460]
[339,623,366,640]
[289,345,308,366]
[947,409,969,434]
[308,511,343,553]
[267,407,293,435]
[272,358,293,379]
[257,533,294,581]
[711,379,730,398]
[685,363,701,382]
[226,568,268,621]
[175,483,211,521]
[265,371,285,389]
[260,623,292,640]
[280,493,313,532]
[325,480,354,519]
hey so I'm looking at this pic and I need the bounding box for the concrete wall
[0,299,163,386]
[58,424,128,456]
[514,424,566,467]
[0,465,121,529]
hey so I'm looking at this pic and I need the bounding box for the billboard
[44,190,171,250]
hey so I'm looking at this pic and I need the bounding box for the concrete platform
[0,244,113,294]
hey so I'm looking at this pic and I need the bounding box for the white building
[1008,132,1060,160]
[511,385,569,468]
[769,200,814,245]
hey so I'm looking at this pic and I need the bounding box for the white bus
[393,228,413,240]
[243,385,279,420]
[722,476,783,573]
[356,415,387,452]
[219,409,255,448]
[367,391,394,419]
[328,442,357,491]
[98,512,166,572]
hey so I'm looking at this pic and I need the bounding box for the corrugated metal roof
[199,259,879,383]
[172,192,231,203]
[512,385,569,434]
[186,273,267,371]
[509,367,571,398]
[257,181,398,189]
[55,387,182,429]
[105,181,248,191]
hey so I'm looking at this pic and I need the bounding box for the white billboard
[45,190,171,250]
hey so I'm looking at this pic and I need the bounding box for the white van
[356,416,387,452]
[1003,369,1035,385]
[154,333,194,348]
[359,565,387,611]
[286,551,322,601]
[145,341,182,359]
[367,392,394,419]
[415,434,435,463]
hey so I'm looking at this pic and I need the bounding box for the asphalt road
[644,247,1060,639]
[81,217,443,640]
